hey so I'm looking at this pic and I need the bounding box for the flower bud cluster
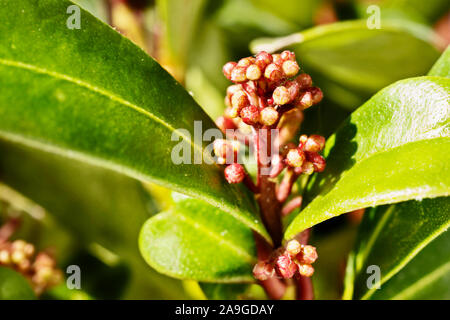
[253,240,318,281]
[284,134,326,175]
[0,239,63,295]
[223,51,322,127]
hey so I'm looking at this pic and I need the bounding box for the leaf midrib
[0,58,217,165]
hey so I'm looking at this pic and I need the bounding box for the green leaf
[0,140,186,299]
[251,20,441,109]
[429,46,450,78]
[344,197,450,300]
[139,198,257,282]
[285,76,450,240]
[0,0,268,240]
[200,283,249,300]
[0,267,36,300]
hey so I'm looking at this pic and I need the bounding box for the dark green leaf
[0,140,186,299]
[0,0,268,240]
[139,199,257,282]
[251,20,441,109]
[429,46,450,78]
[285,76,450,239]
[344,197,450,299]
[0,266,36,300]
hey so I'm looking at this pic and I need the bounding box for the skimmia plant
[0,0,448,300]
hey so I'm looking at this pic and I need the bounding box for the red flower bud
[305,152,326,172]
[286,240,301,256]
[260,107,279,126]
[237,57,255,67]
[216,116,237,132]
[272,53,284,66]
[286,148,305,168]
[264,63,283,82]
[295,73,312,89]
[281,50,296,61]
[255,51,273,70]
[253,261,275,281]
[246,64,262,80]
[222,62,237,80]
[240,105,260,125]
[298,245,318,264]
[231,90,249,110]
[310,87,323,104]
[304,135,325,153]
[231,66,247,83]
[297,264,314,277]
[273,86,291,105]
[275,254,297,279]
[224,164,246,184]
[282,60,300,77]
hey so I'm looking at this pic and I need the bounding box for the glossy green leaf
[139,199,257,282]
[344,197,450,300]
[0,267,36,300]
[285,76,450,240]
[0,140,186,299]
[0,0,268,240]
[251,20,441,109]
[429,46,450,78]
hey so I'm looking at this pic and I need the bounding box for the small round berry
[246,64,262,80]
[282,60,300,77]
[298,245,318,264]
[231,90,249,110]
[255,51,273,69]
[264,63,283,82]
[260,107,279,126]
[286,148,305,168]
[222,62,237,80]
[275,254,297,279]
[240,105,260,125]
[298,264,314,277]
[281,50,296,61]
[286,240,301,256]
[224,164,246,184]
[231,66,247,82]
[305,135,326,153]
[273,86,291,105]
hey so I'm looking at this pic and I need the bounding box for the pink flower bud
[237,57,255,67]
[305,152,326,172]
[213,139,232,159]
[224,164,246,184]
[216,116,237,132]
[305,135,326,153]
[295,73,312,89]
[286,148,305,168]
[246,64,262,80]
[310,87,323,104]
[298,245,318,264]
[231,90,249,110]
[282,60,300,77]
[273,86,290,105]
[231,66,247,83]
[286,240,301,256]
[276,254,297,279]
[281,50,296,61]
[272,53,284,66]
[222,62,237,80]
[240,105,260,125]
[264,63,283,82]
[253,261,275,281]
[298,264,314,277]
[260,107,279,126]
[301,161,315,175]
[255,51,273,70]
